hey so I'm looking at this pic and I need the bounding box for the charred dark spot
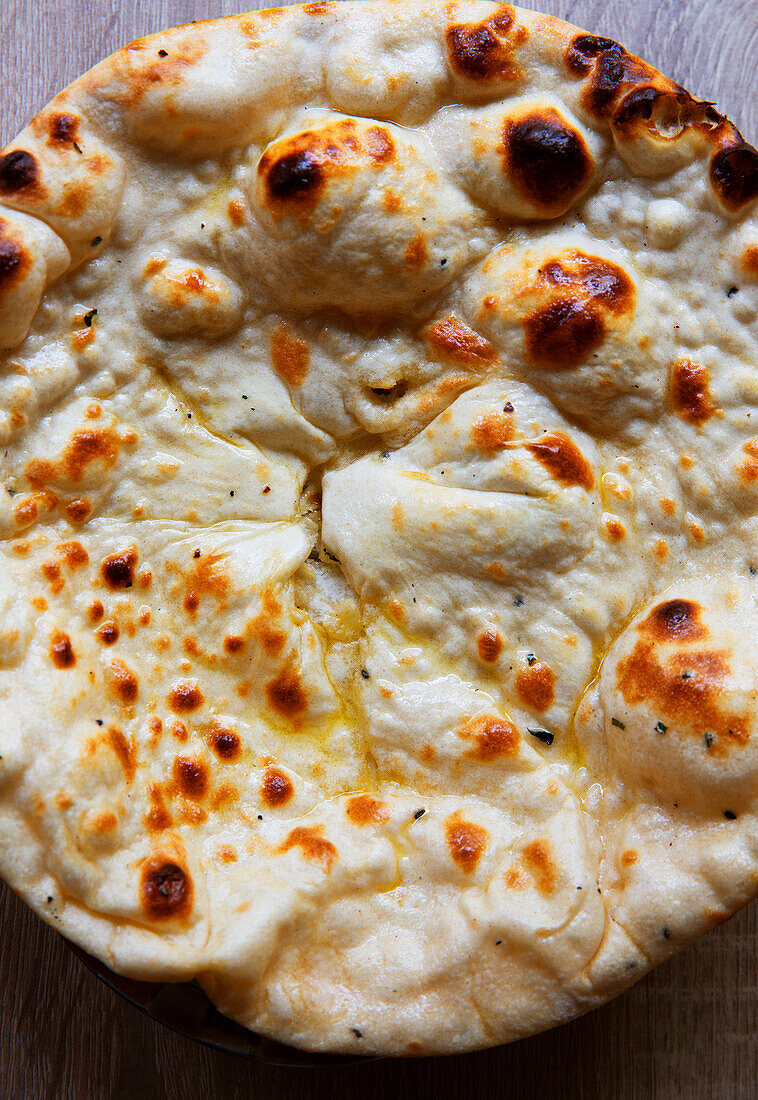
[586,50,629,115]
[140,857,192,921]
[265,666,307,718]
[565,34,624,76]
[538,253,634,312]
[265,150,323,202]
[107,658,139,704]
[0,235,27,290]
[167,680,204,714]
[607,83,655,120]
[49,113,80,146]
[173,756,208,799]
[50,629,75,669]
[504,111,593,212]
[524,297,605,368]
[95,620,119,645]
[261,767,294,808]
[613,87,722,143]
[642,599,706,643]
[101,547,137,589]
[711,141,758,212]
[448,25,502,77]
[209,726,241,761]
[525,431,594,490]
[260,118,394,214]
[564,34,647,118]
[446,6,521,82]
[611,85,662,134]
[0,149,38,192]
[670,358,718,425]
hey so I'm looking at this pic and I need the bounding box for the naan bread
[1,1,758,1055]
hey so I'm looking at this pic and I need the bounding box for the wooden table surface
[2,1,758,1096]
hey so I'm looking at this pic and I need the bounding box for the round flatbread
[1,1,758,1056]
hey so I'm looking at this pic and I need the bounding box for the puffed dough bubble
[463,234,666,431]
[432,95,600,219]
[326,5,449,124]
[644,198,691,249]
[610,87,716,179]
[0,207,69,348]
[598,575,758,812]
[137,254,244,339]
[442,2,529,95]
[0,109,125,266]
[244,112,486,312]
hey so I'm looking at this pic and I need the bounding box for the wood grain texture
[1,1,757,1096]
